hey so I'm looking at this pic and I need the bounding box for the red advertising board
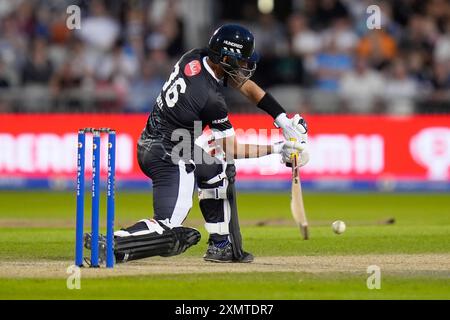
[0,114,449,184]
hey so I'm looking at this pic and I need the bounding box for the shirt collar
[203,56,220,83]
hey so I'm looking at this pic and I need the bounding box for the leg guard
[197,162,231,240]
[113,219,201,262]
[196,161,253,263]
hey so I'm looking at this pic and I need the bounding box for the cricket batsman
[84,24,309,263]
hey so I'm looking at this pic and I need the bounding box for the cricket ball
[332,220,346,234]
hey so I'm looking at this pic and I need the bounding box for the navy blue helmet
[207,24,259,87]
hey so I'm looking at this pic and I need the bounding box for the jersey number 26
[161,62,187,108]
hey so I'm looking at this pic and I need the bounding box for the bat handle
[289,138,298,162]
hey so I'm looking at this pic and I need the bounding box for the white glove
[273,140,308,166]
[296,146,310,167]
[274,113,308,144]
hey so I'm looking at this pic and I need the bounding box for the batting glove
[274,113,308,145]
[273,141,310,167]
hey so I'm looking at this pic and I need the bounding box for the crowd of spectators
[0,0,183,112]
[0,0,449,114]
[248,0,450,114]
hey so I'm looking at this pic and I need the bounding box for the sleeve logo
[184,60,202,77]
[212,116,229,124]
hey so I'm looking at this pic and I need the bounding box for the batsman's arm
[238,80,308,140]
[213,135,273,159]
[214,136,302,160]
[226,80,310,167]
[238,80,285,119]
[238,80,266,105]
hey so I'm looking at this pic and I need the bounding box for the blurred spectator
[407,51,431,86]
[423,61,450,113]
[15,1,34,37]
[399,15,437,61]
[430,62,450,92]
[384,60,418,114]
[252,13,288,57]
[310,0,349,30]
[376,0,403,40]
[21,38,53,85]
[49,10,72,45]
[50,39,91,94]
[321,17,358,53]
[147,48,171,79]
[357,29,397,70]
[126,59,165,112]
[391,0,425,27]
[309,39,353,91]
[94,40,139,112]
[434,21,450,63]
[0,59,11,87]
[425,0,450,29]
[251,13,311,87]
[77,0,119,51]
[162,14,185,57]
[288,13,322,56]
[0,13,27,83]
[340,56,385,113]
[96,40,139,88]
[125,9,146,64]
[34,5,51,40]
[145,0,185,58]
[0,0,448,114]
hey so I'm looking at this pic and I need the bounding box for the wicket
[75,128,116,268]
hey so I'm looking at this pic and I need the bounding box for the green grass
[1,273,449,300]
[1,191,449,225]
[0,225,448,262]
[0,191,449,299]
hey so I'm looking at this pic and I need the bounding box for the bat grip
[289,138,298,161]
[288,138,302,170]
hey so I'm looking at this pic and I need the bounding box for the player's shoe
[203,240,255,263]
[83,232,107,265]
[235,251,254,263]
[203,240,234,263]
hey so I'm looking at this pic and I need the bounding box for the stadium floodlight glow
[258,0,274,14]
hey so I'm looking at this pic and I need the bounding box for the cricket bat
[290,139,309,240]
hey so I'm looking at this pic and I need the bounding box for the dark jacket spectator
[21,38,53,85]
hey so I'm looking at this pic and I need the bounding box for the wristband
[256,93,285,119]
